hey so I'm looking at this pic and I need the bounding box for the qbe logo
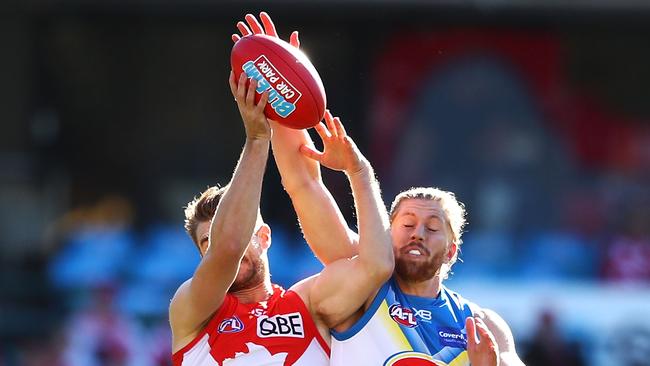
[389,303,418,328]
[218,316,244,334]
[256,312,304,338]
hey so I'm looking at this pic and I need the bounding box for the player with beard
[285,149,526,365]
[249,13,526,366]
[169,14,394,366]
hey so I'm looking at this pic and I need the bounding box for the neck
[395,274,443,298]
[230,277,274,304]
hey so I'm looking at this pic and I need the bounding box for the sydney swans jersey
[172,285,329,366]
[331,278,476,366]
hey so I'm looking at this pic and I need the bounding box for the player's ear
[256,224,272,250]
[198,240,209,257]
[445,241,458,263]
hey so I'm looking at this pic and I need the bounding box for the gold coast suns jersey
[330,277,476,366]
[172,284,329,366]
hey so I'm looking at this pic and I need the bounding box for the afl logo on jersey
[389,303,418,328]
[218,316,244,333]
[384,351,448,366]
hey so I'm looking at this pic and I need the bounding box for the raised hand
[299,110,366,174]
[466,316,500,366]
[231,12,300,48]
[229,71,271,141]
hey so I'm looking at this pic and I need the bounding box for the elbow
[282,178,322,197]
[378,255,395,280]
[362,252,394,283]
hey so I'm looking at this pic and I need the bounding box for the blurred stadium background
[1,1,650,365]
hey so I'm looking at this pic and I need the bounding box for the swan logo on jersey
[257,312,304,338]
[389,303,418,328]
[218,316,244,333]
[221,342,288,365]
[383,351,448,366]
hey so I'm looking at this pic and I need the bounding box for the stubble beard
[394,244,446,283]
[228,255,267,293]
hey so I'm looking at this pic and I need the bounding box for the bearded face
[394,241,446,283]
[194,220,269,293]
[390,198,455,283]
[228,249,267,292]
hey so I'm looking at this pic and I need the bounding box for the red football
[231,34,326,130]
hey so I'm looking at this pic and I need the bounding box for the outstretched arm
[272,118,359,263]
[170,73,271,350]
[301,116,394,328]
[233,12,358,264]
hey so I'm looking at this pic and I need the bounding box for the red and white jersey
[172,284,329,366]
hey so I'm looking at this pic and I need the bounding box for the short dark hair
[184,185,227,249]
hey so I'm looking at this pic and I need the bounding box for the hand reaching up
[232,12,300,49]
[299,110,366,175]
[229,71,271,141]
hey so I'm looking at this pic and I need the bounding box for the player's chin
[229,269,255,292]
[230,258,266,292]
[395,258,438,282]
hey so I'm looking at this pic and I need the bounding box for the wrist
[345,159,371,177]
[245,137,271,149]
[246,134,272,143]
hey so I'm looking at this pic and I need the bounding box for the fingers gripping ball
[231,34,326,130]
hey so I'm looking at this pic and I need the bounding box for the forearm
[346,161,393,274]
[209,138,269,254]
[270,120,320,191]
[306,163,393,327]
[271,121,358,262]
[290,186,358,262]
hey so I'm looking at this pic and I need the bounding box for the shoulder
[170,278,234,336]
[289,273,319,298]
[169,278,193,323]
[169,278,219,353]
[288,274,320,312]
[441,285,478,314]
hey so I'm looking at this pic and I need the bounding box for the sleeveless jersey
[330,277,476,366]
[172,284,329,366]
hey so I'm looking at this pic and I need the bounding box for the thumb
[290,31,300,48]
[299,144,323,162]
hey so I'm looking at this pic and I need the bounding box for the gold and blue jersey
[330,277,477,366]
